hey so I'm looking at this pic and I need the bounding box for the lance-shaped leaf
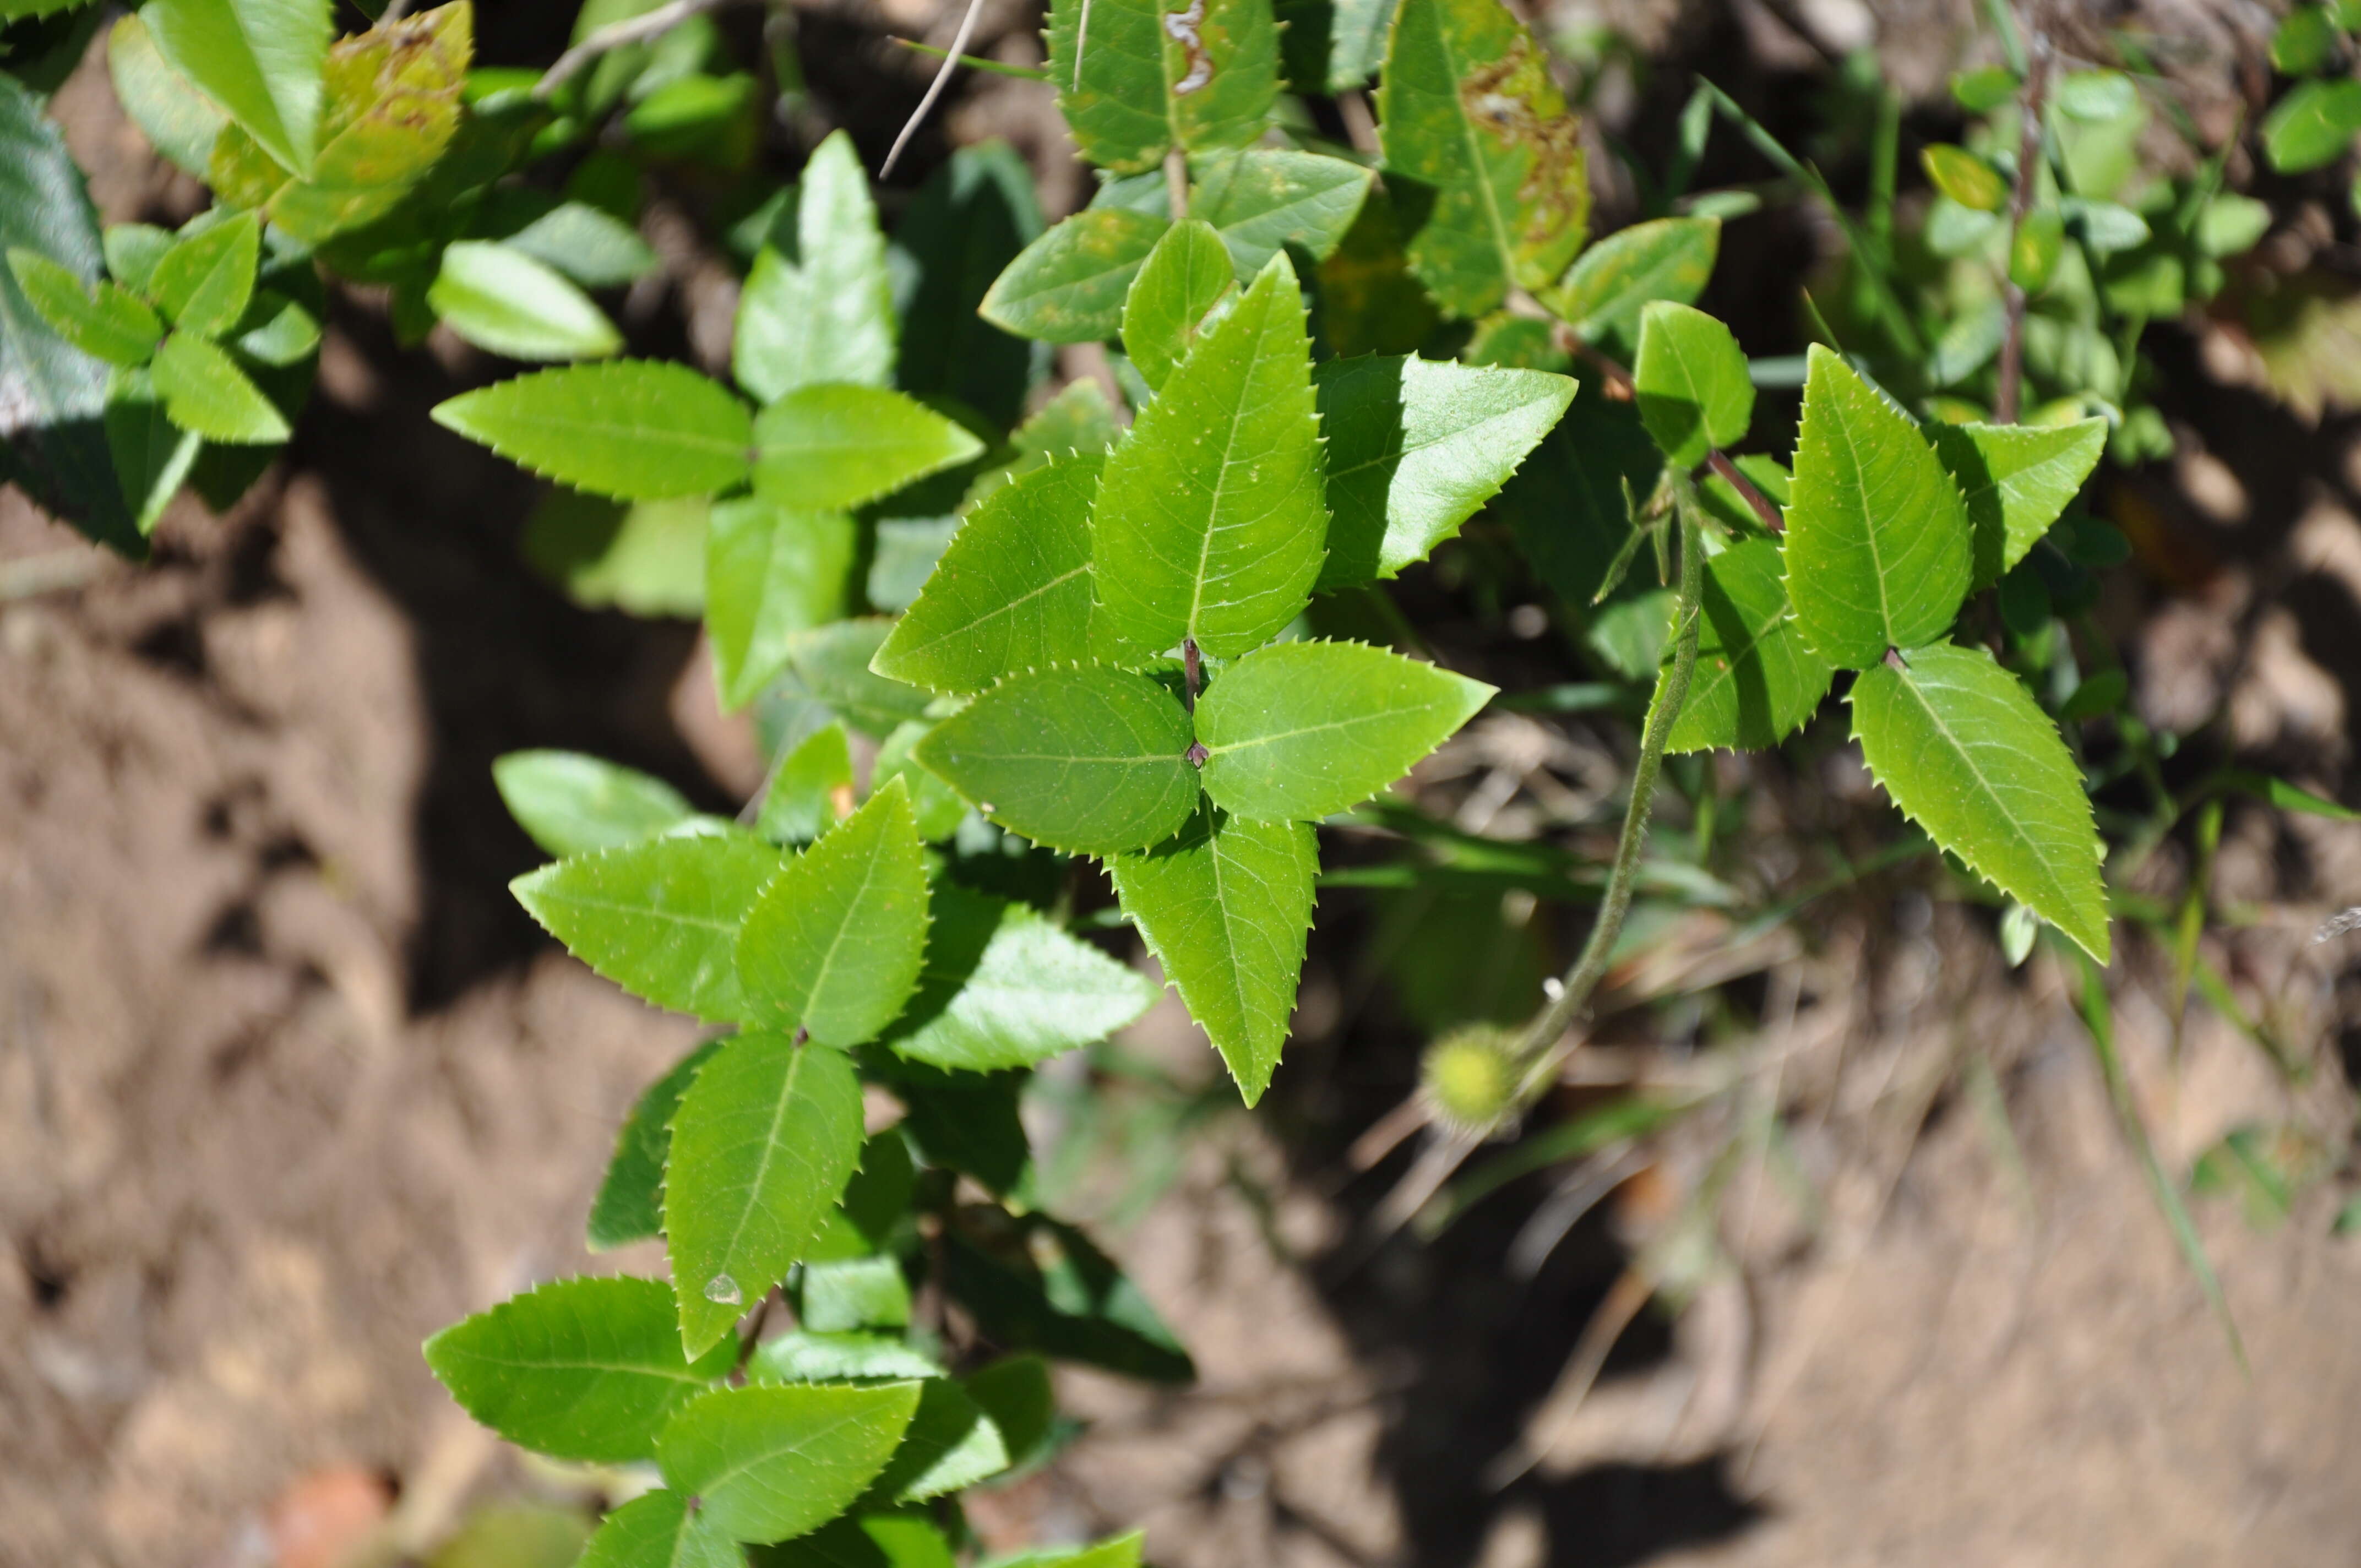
[980,207,1168,344]
[736,779,930,1046]
[433,361,754,501]
[7,249,162,367]
[883,883,1159,1071]
[143,0,330,176]
[665,1031,866,1356]
[1850,640,2109,962]
[152,333,290,443]
[1189,149,1373,278]
[422,1277,734,1463]
[1781,345,1971,668]
[1196,640,1494,821]
[148,211,259,339]
[1314,353,1574,589]
[1633,301,1751,468]
[1375,0,1589,317]
[1043,0,1278,175]
[1108,805,1314,1102]
[1122,220,1236,393]
[511,827,783,1021]
[108,14,228,181]
[1666,538,1833,753]
[1539,215,1720,362]
[861,1380,1010,1505]
[753,385,984,514]
[657,1382,921,1543]
[707,498,855,711]
[872,456,1101,694]
[576,1490,742,1568]
[1929,417,2108,589]
[429,241,621,362]
[1092,252,1324,658]
[493,749,696,858]
[586,1038,722,1251]
[915,666,1200,855]
[734,129,895,404]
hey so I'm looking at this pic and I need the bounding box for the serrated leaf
[7,248,162,367]
[1633,300,1751,468]
[665,1031,866,1355]
[103,223,174,297]
[748,1332,945,1385]
[107,14,227,180]
[872,723,969,842]
[733,129,894,404]
[657,1382,921,1543]
[143,0,330,175]
[2264,78,2361,174]
[872,456,1101,694]
[778,619,935,738]
[735,779,930,1046]
[494,749,696,858]
[862,1380,1009,1505]
[148,211,259,339]
[1107,804,1313,1102]
[1665,537,1834,753]
[576,1490,743,1568]
[1092,251,1323,658]
[915,666,1199,855]
[1043,0,1277,175]
[757,722,854,845]
[429,240,619,361]
[586,1037,722,1251]
[433,361,753,501]
[883,883,1158,1071]
[1189,149,1373,278]
[708,498,855,712]
[422,1276,734,1463]
[1375,0,1588,317]
[151,332,289,443]
[1538,216,1718,361]
[751,385,984,514]
[1314,353,1574,589]
[979,206,1168,344]
[511,827,783,1021]
[1849,640,2108,962]
[760,1514,953,1568]
[1196,640,1493,821]
[1122,220,1236,393]
[1928,417,2108,589]
[1781,345,1970,668]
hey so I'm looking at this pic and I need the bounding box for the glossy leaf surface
[752,385,984,514]
[149,211,259,338]
[1541,216,1718,360]
[1189,149,1373,277]
[1121,220,1236,393]
[493,750,696,858]
[575,1489,742,1568]
[733,130,895,403]
[979,207,1167,344]
[433,361,754,501]
[1632,301,1751,467]
[657,1382,921,1543]
[1043,0,1278,173]
[429,241,621,361]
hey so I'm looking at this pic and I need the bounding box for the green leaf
[736,779,931,1046]
[6,248,162,367]
[915,666,1199,855]
[1491,385,1660,606]
[983,1533,1145,1568]
[2264,78,2361,173]
[665,1031,867,1355]
[151,332,289,443]
[434,361,754,501]
[510,827,784,1021]
[893,141,1047,429]
[1092,251,1324,659]
[1375,0,1590,317]
[733,129,895,404]
[872,722,970,842]
[752,385,984,514]
[576,1490,742,1568]
[2273,4,2340,74]
[760,1515,953,1568]
[942,1215,1194,1381]
[1781,345,1970,668]
[1538,215,1718,363]
[1189,149,1373,278]
[429,240,621,361]
[1197,640,1493,821]
[749,1332,944,1385]
[962,1355,1055,1466]
[1313,353,1574,589]
[422,1276,734,1463]
[1849,640,2108,962]
[148,211,259,339]
[1043,0,1277,175]
[979,206,1168,344]
[1107,804,1314,1102]
[1919,144,2008,212]
[1632,301,1751,468]
[494,749,697,858]
[798,1256,910,1332]
[708,499,856,712]
[1122,219,1237,393]
[1928,418,2108,590]
[105,224,175,297]
[586,1038,722,1251]
[107,14,227,180]
[872,455,1101,694]
[883,883,1158,1070]
[862,1380,1009,1505]
[491,197,660,290]
[657,1382,922,1543]
[143,0,330,176]
[104,375,202,535]
[523,491,709,617]
[1664,537,1834,753]
[2216,769,2361,821]
[777,619,935,738]
[757,722,854,845]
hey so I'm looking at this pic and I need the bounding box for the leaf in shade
[706,498,856,712]
[575,1490,742,1568]
[733,129,895,404]
[871,722,971,843]
[1188,149,1373,279]
[1538,215,1719,362]
[657,1382,921,1543]
[757,722,855,846]
[940,1212,1195,1382]
[585,1037,721,1251]
[433,361,754,501]
[779,619,936,738]
[1631,300,1751,468]
[859,1380,1010,1505]
[893,141,1047,430]
[752,385,984,513]
[103,376,202,536]
[143,0,330,176]
[1927,417,2108,589]
[1664,538,1833,753]
[1043,0,1278,174]
[523,491,709,618]
[980,206,1168,345]
[493,749,697,858]
[1121,220,1237,393]
[1489,384,1661,606]
[429,241,621,361]
[151,333,290,443]
[758,1513,954,1568]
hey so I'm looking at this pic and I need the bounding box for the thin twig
[1993,34,2051,424]
[881,0,989,175]
[534,0,741,101]
[1706,449,1783,532]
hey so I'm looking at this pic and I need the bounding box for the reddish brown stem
[1994,40,2051,425]
[1707,449,1784,532]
